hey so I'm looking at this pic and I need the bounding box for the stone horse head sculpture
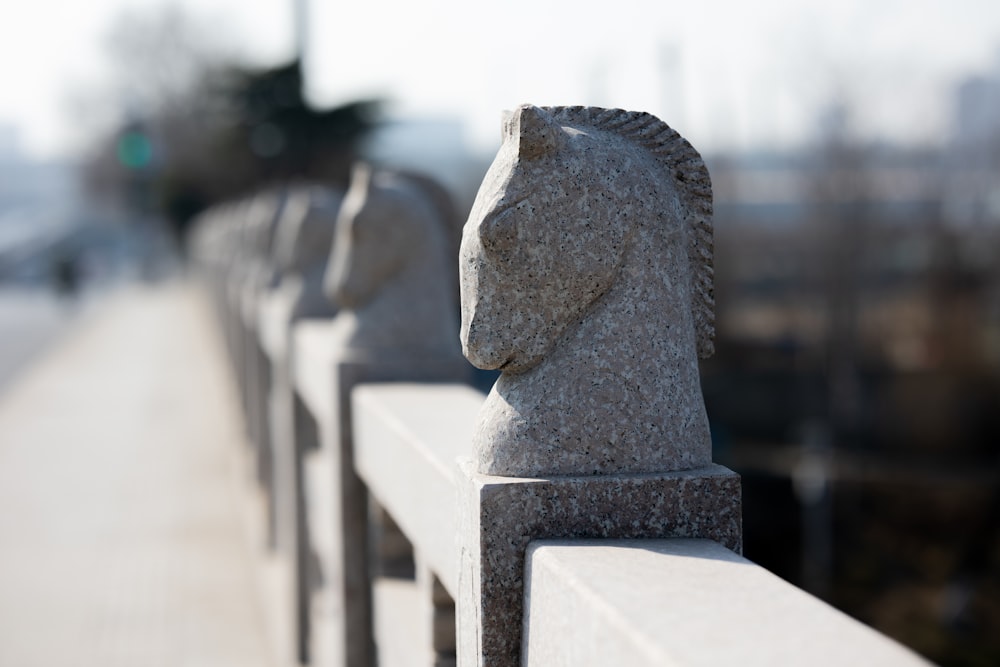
[324,163,463,361]
[460,105,715,477]
[245,187,292,288]
[271,184,343,319]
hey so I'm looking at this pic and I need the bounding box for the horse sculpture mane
[544,106,715,358]
[460,104,715,476]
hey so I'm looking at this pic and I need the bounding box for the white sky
[2,0,999,160]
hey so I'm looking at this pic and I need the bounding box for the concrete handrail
[190,186,935,667]
[348,383,931,667]
[352,383,483,598]
[523,538,932,667]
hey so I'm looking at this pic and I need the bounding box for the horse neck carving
[460,104,715,477]
[324,164,461,358]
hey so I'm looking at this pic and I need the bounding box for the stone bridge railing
[189,107,931,667]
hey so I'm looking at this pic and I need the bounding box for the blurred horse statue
[271,184,343,320]
[460,104,715,476]
[324,163,463,361]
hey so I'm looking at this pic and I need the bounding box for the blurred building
[944,64,1000,229]
[0,126,83,283]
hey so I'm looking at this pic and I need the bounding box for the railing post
[294,165,469,667]
[265,185,344,665]
[416,557,458,667]
[456,105,742,667]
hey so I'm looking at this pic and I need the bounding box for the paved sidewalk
[0,282,274,666]
[0,287,82,391]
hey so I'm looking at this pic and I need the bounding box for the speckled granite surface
[460,105,716,477]
[457,460,741,667]
[456,105,737,667]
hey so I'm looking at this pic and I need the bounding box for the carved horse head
[460,105,714,374]
[322,163,463,356]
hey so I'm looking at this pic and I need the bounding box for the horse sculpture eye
[478,203,523,255]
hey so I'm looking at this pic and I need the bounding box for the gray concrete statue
[324,163,463,362]
[459,104,716,477]
[271,184,343,319]
[301,165,467,667]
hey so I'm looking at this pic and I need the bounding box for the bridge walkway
[0,281,280,667]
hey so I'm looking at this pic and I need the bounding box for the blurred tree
[81,6,381,253]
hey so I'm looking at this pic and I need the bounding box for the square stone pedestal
[457,459,741,667]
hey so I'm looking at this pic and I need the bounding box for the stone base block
[456,459,741,667]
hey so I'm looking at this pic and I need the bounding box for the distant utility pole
[293,0,308,66]
[658,42,683,131]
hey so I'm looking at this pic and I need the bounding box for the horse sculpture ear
[349,162,374,195]
[501,109,515,140]
[513,104,566,159]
